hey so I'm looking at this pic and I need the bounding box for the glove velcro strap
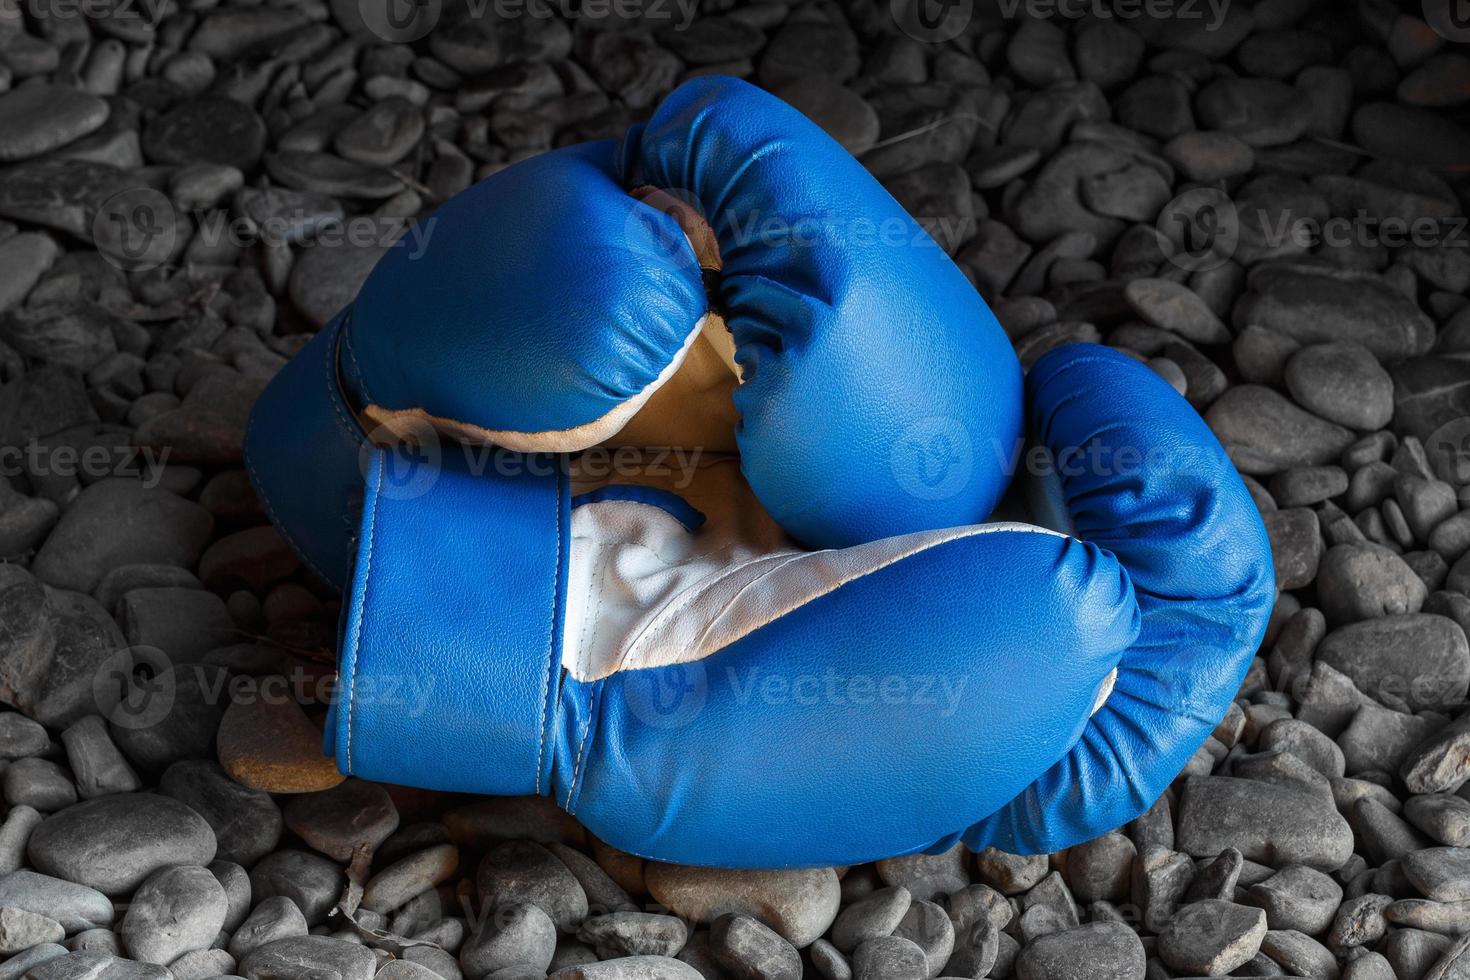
[330,449,569,796]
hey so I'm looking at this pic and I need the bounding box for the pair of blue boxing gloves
[244,77,1274,868]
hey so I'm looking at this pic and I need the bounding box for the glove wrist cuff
[329,449,570,797]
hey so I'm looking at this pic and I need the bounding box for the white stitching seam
[342,453,383,775]
[533,471,560,798]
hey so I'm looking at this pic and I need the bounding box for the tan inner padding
[359,187,741,454]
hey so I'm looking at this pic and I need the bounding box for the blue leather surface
[331,346,1272,867]
[347,140,706,433]
[242,311,365,587]
[331,448,568,796]
[627,77,1023,547]
[960,344,1276,855]
[551,526,1136,867]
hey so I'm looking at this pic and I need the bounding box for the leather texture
[334,343,1274,867]
[244,75,1022,587]
[243,311,368,587]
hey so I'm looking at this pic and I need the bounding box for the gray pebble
[210,860,251,932]
[1330,893,1393,949]
[0,905,65,953]
[228,895,308,961]
[547,955,703,979]
[248,850,342,926]
[0,805,42,875]
[283,779,399,863]
[0,713,49,759]
[1284,342,1395,431]
[577,912,687,959]
[829,886,910,954]
[239,935,377,980]
[704,913,797,979]
[1205,385,1355,476]
[1317,543,1429,626]
[59,717,139,799]
[892,900,953,978]
[27,794,216,896]
[975,849,1048,897]
[1318,614,1470,709]
[460,903,556,979]
[159,761,282,867]
[362,844,459,914]
[0,942,66,980]
[167,947,236,980]
[0,86,110,162]
[1258,928,1337,978]
[1176,777,1353,871]
[1244,865,1343,934]
[1156,900,1266,975]
[875,845,969,903]
[3,757,77,811]
[850,934,924,980]
[119,865,226,964]
[1016,921,1146,980]
[1407,794,1470,847]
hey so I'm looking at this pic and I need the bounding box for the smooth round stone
[830,887,911,954]
[1318,613,1470,710]
[167,947,236,980]
[876,845,969,902]
[286,238,394,329]
[0,86,110,162]
[1064,833,1136,904]
[646,864,840,949]
[0,905,64,953]
[1196,77,1312,146]
[1124,277,1230,345]
[1284,342,1394,431]
[210,860,251,932]
[283,779,399,862]
[227,895,308,961]
[892,900,953,977]
[142,97,266,171]
[362,844,459,914]
[377,961,443,980]
[239,935,376,980]
[265,150,405,199]
[4,758,77,811]
[0,713,49,759]
[770,77,878,156]
[1156,901,1266,975]
[851,934,925,980]
[1317,544,1429,626]
[1406,794,1470,847]
[477,841,587,933]
[119,865,226,965]
[27,794,217,896]
[1353,102,1470,170]
[32,479,212,594]
[976,848,1049,895]
[333,99,423,167]
[1205,386,1355,475]
[461,902,556,979]
[547,955,703,979]
[1259,719,1345,778]
[1176,777,1354,872]
[1269,466,1348,507]
[159,760,283,866]
[249,850,342,926]
[1403,847,1470,902]
[217,695,344,794]
[1244,865,1344,934]
[109,664,230,776]
[709,913,800,980]
[577,912,687,959]
[0,870,113,932]
[546,843,633,918]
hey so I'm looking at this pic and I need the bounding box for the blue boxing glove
[245,75,1021,588]
[327,344,1274,867]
